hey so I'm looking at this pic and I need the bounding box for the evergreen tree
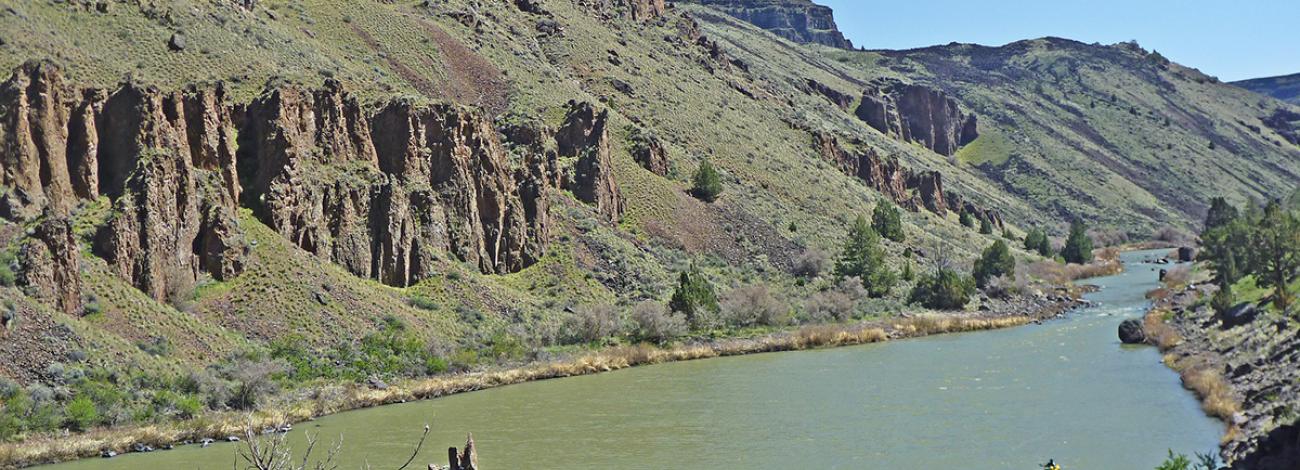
[979,217,994,235]
[1251,201,1300,311]
[973,240,1016,288]
[959,210,974,228]
[669,264,719,328]
[872,202,905,242]
[1211,284,1235,314]
[1023,228,1052,257]
[834,215,896,297]
[1061,221,1094,264]
[690,160,723,202]
[1204,197,1239,232]
[908,268,976,310]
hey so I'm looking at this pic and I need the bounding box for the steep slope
[1234,72,1300,104]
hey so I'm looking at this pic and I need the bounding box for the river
[43,249,1222,469]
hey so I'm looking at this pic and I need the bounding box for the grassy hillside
[1234,72,1300,104]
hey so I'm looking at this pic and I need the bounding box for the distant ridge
[1233,72,1300,104]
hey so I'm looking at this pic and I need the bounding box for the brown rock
[556,101,623,223]
[18,215,82,315]
[854,81,978,156]
[0,61,75,218]
[630,127,669,176]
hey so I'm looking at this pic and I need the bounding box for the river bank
[2,290,1088,469]
[1142,274,1299,468]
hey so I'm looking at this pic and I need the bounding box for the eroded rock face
[556,101,623,223]
[581,0,666,21]
[239,84,544,284]
[0,63,247,304]
[812,131,1002,224]
[687,0,853,49]
[629,127,669,176]
[18,215,82,315]
[855,81,979,156]
[0,63,557,310]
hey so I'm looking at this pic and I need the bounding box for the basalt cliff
[0,62,624,311]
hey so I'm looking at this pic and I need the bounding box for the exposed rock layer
[812,131,1002,228]
[687,0,853,49]
[855,81,979,156]
[0,63,573,310]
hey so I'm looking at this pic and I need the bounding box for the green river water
[42,249,1222,469]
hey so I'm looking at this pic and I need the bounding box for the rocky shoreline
[0,292,1087,469]
[1145,281,1300,469]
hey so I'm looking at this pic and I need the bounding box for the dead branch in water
[235,420,437,470]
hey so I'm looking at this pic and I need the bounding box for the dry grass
[0,308,1048,469]
[1143,308,1184,349]
[1025,259,1123,284]
[1162,264,1193,289]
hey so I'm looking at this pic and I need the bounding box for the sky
[818,0,1299,82]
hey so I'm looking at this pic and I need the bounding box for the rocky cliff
[0,62,610,310]
[686,0,853,49]
[855,80,979,157]
[812,131,1001,228]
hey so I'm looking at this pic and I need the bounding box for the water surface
[45,249,1221,469]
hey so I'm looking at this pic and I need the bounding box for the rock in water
[1118,318,1145,344]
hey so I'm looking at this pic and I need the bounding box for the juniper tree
[834,215,896,298]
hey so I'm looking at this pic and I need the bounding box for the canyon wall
[0,63,623,311]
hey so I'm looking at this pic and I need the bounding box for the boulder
[1177,246,1196,262]
[1118,318,1146,344]
[1220,303,1259,329]
[168,33,186,52]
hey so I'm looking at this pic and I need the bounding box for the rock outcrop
[1,62,247,304]
[556,101,623,223]
[18,215,82,315]
[812,131,1002,225]
[0,62,561,311]
[237,83,546,285]
[629,127,669,176]
[687,0,853,49]
[581,0,666,22]
[855,81,979,156]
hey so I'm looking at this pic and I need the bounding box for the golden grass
[1026,259,1124,284]
[1144,308,1242,439]
[1143,308,1184,349]
[0,309,1049,469]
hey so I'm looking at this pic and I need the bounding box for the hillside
[1235,72,1300,104]
[0,0,1296,466]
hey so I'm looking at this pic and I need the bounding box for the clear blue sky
[818,0,1299,82]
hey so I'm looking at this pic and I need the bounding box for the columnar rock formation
[812,131,1002,228]
[0,63,575,311]
[687,0,853,49]
[556,101,624,223]
[855,81,979,156]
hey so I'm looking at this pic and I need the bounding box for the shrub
[872,202,905,242]
[64,396,99,432]
[792,248,830,278]
[908,268,975,310]
[959,210,974,228]
[220,357,287,410]
[720,285,789,327]
[803,289,854,323]
[973,240,1015,288]
[690,160,723,202]
[563,304,622,344]
[669,264,719,329]
[161,263,196,312]
[630,301,686,343]
[833,215,895,297]
[407,295,439,311]
[978,217,993,235]
[1061,221,1094,264]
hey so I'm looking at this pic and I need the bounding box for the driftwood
[445,433,478,470]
